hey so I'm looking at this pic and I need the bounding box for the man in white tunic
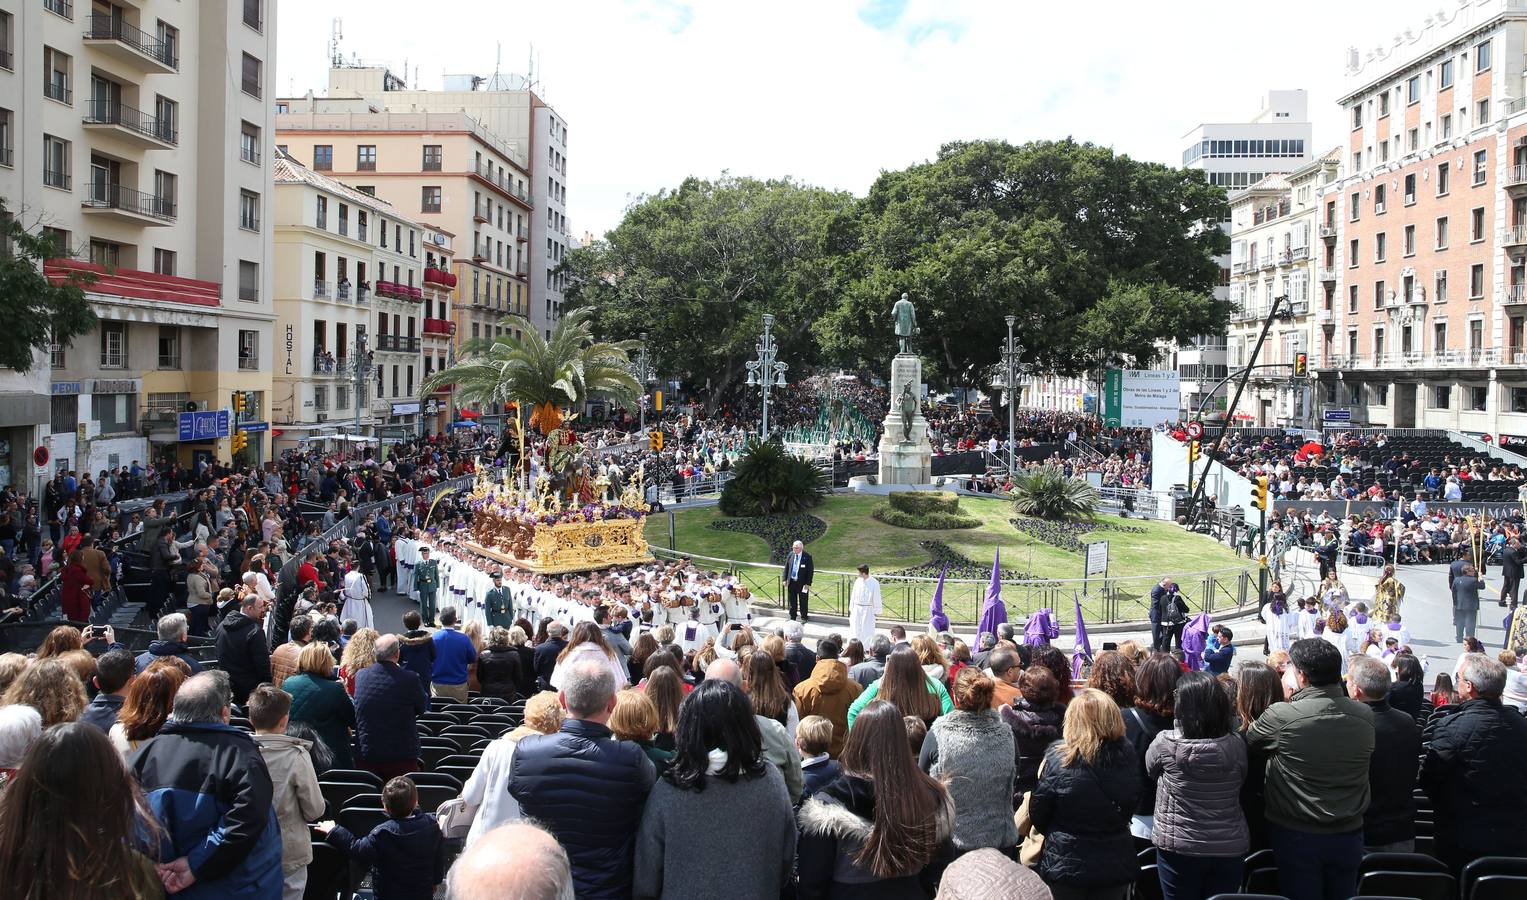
[395,533,417,596]
[849,564,882,645]
[340,565,374,629]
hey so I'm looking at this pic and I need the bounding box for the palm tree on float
[421,307,641,434]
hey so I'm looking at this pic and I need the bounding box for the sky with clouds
[277,0,1444,238]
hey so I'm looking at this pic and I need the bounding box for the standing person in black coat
[1030,688,1142,900]
[214,589,272,705]
[1419,653,1527,876]
[784,540,814,623]
[1347,656,1421,852]
[1149,579,1188,652]
[1501,539,1526,608]
[533,622,569,691]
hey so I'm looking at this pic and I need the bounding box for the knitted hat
[935,848,1052,900]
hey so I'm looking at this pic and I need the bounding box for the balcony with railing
[1231,261,1247,275]
[423,267,457,289]
[357,285,370,303]
[237,355,259,371]
[312,355,336,375]
[1503,225,1527,248]
[473,163,533,207]
[157,353,180,370]
[81,181,175,224]
[1277,249,1293,266]
[1509,165,1527,193]
[376,334,422,353]
[82,99,177,148]
[423,317,456,337]
[1318,267,1337,282]
[82,15,178,73]
[336,282,352,301]
[44,80,72,105]
[313,279,330,299]
[44,0,71,20]
[1291,245,1310,261]
[0,148,11,168]
[1503,283,1527,305]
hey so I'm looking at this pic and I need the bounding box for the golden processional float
[461,420,654,574]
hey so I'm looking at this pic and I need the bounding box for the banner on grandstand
[1102,369,1180,428]
[1271,498,1527,521]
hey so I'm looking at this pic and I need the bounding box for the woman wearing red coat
[59,551,94,623]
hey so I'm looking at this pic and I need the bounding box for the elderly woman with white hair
[0,704,43,791]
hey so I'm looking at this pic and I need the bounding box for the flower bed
[1009,517,1147,553]
[708,513,828,564]
[888,540,1043,581]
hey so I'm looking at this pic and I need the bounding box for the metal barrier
[654,547,1255,627]
[1097,487,1165,520]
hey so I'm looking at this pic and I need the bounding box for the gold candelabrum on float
[463,468,654,574]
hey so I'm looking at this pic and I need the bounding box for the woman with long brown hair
[110,662,189,754]
[2,657,87,727]
[1234,662,1283,852]
[551,620,627,689]
[911,634,950,686]
[742,649,799,737]
[34,624,84,660]
[848,646,952,729]
[643,665,685,751]
[1029,688,1141,900]
[628,631,660,683]
[798,699,954,898]
[1125,652,1181,841]
[0,722,164,898]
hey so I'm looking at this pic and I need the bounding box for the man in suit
[784,540,814,622]
[1501,539,1525,609]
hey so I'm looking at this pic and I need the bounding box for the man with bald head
[706,658,803,799]
[445,822,574,900]
[353,633,428,781]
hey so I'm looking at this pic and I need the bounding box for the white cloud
[276,0,1435,238]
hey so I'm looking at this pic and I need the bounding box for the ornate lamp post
[744,313,788,437]
[345,332,375,456]
[633,331,657,431]
[998,316,1022,474]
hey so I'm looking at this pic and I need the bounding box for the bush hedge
[872,491,979,529]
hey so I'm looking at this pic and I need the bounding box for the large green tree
[816,139,1230,388]
[561,175,854,411]
[0,203,96,373]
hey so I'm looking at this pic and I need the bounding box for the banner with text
[1102,369,1180,427]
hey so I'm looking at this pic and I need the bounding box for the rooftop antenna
[328,18,343,68]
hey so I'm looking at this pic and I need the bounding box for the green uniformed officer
[414,545,440,626]
[484,570,513,629]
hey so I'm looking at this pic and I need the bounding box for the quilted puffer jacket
[1144,730,1250,857]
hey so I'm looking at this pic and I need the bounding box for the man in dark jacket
[1501,539,1526,608]
[80,648,135,732]
[1247,637,1374,900]
[129,670,282,898]
[783,620,816,683]
[509,656,655,899]
[849,635,890,688]
[532,622,568,691]
[1149,578,1188,652]
[1420,653,1527,875]
[214,591,271,705]
[1451,563,1485,644]
[319,776,444,900]
[784,540,814,622]
[1348,655,1421,852]
[137,612,206,674]
[354,634,428,781]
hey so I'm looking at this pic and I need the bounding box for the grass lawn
[643,494,1251,625]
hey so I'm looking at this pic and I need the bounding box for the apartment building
[274,103,527,386]
[1174,90,1315,414]
[325,65,569,339]
[271,150,430,445]
[1227,149,1341,428]
[1322,0,1527,434]
[420,227,457,435]
[0,0,276,481]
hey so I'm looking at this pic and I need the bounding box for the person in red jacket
[297,548,325,594]
[59,551,94,622]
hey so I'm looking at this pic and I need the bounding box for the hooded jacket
[1000,699,1064,800]
[253,732,325,873]
[397,629,436,687]
[793,660,864,757]
[796,772,954,900]
[130,721,282,899]
[214,611,271,704]
[135,639,205,675]
[1145,730,1249,857]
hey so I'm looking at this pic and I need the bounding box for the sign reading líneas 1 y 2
[1084,540,1108,577]
[1102,369,1180,427]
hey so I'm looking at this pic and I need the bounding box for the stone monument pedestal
[878,353,934,485]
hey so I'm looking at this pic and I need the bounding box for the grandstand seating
[1282,433,1521,502]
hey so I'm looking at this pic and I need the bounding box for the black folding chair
[1461,857,1527,900]
[1356,870,1455,900]
[1359,852,1448,876]
[303,841,354,900]
[1243,867,1280,894]
[319,769,382,790]
[404,771,464,791]
[336,807,390,838]
[318,782,373,820]
[1470,875,1527,900]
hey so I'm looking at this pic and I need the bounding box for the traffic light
[1188,440,1201,464]
[232,392,247,417]
[653,390,663,412]
[230,431,247,454]
[1293,351,1308,378]
[1251,475,1269,510]
[649,430,664,452]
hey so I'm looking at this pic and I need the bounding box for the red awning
[459,409,481,418]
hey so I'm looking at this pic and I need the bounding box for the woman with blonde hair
[0,653,28,698]
[458,691,565,847]
[33,624,83,660]
[912,634,951,686]
[759,633,800,690]
[284,642,356,768]
[1321,609,1357,672]
[463,620,486,694]
[55,649,98,688]
[506,625,537,698]
[719,624,756,660]
[476,626,523,702]
[1029,688,1141,899]
[337,627,380,695]
[110,663,188,754]
[2,657,86,727]
[610,688,675,775]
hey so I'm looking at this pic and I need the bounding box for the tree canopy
[0,203,96,373]
[561,140,1229,398]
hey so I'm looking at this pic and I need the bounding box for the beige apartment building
[271,150,434,447]
[1322,0,1527,437]
[0,0,276,481]
[1227,149,1341,428]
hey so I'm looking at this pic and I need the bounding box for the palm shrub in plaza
[718,439,825,517]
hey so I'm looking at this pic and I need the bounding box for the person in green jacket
[414,547,440,626]
[484,571,513,629]
[846,646,952,729]
[1247,637,1374,900]
[283,641,358,769]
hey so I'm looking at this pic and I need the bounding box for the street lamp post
[634,332,657,432]
[999,316,1022,475]
[744,313,788,438]
[345,332,374,458]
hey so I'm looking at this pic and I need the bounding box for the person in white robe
[848,564,883,645]
[340,567,374,630]
[395,534,417,597]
